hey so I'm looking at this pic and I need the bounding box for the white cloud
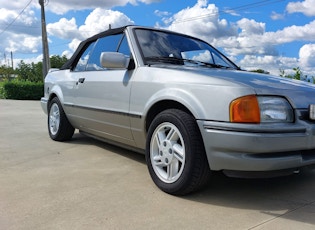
[237,52,315,77]
[45,0,124,15]
[161,1,237,42]
[239,55,299,75]
[299,44,315,67]
[78,8,134,38]
[215,19,315,57]
[47,18,80,40]
[0,3,41,56]
[270,11,285,20]
[237,18,265,36]
[48,8,134,55]
[155,0,314,75]
[190,50,212,63]
[5,34,41,54]
[158,1,314,57]
[0,1,38,11]
[45,0,162,15]
[138,0,161,3]
[6,55,43,69]
[286,0,315,16]
[266,20,315,44]
[0,1,136,62]
[154,10,171,17]
[68,38,82,52]
[0,0,314,76]
[0,7,40,36]
[223,9,240,17]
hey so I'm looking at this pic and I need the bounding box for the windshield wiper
[146,56,185,65]
[146,56,237,69]
[192,60,235,69]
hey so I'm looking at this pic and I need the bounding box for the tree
[14,55,68,82]
[250,69,270,74]
[279,67,303,80]
[279,69,286,78]
[15,61,43,82]
[0,65,16,81]
[292,67,302,80]
[50,55,68,69]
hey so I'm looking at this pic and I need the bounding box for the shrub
[0,82,5,99]
[1,80,44,100]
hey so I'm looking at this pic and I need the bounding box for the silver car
[41,25,315,195]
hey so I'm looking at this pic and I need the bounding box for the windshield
[134,29,239,69]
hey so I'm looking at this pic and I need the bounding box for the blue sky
[0,0,315,76]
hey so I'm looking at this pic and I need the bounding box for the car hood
[214,69,315,109]
[163,65,315,109]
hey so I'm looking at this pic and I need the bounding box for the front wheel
[48,97,74,141]
[146,109,210,195]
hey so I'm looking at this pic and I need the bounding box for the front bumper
[197,119,315,172]
[41,97,48,114]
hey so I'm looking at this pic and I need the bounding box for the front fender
[44,69,76,113]
[143,87,206,119]
[41,83,65,115]
[49,84,64,104]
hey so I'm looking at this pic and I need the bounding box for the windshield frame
[133,28,239,70]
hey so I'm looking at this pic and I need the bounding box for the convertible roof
[60,25,129,70]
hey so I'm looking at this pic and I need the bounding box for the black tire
[146,109,210,195]
[48,97,75,141]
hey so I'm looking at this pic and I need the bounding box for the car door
[72,33,135,145]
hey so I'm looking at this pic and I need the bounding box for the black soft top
[60,26,129,70]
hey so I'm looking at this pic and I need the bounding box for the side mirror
[100,52,130,69]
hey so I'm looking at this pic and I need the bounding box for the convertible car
[41,25,315,195]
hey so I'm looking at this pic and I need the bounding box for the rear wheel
[48,97,74,141]
[146,109,210,195]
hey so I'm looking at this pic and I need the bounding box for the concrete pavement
[0,99,315,230]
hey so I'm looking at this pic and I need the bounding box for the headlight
[258,97,294,123]
[230,95,294,123]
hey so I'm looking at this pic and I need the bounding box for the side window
[73,41,96,72]
[117,35,130,56]
[211,51,232,68]
[86,33,130,71]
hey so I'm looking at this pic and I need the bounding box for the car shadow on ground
[186,168,315,226]
[70,132,146,164]
[70,132,315,226]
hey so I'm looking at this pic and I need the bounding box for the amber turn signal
[230,95,260,123]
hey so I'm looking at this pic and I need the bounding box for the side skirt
[79,130,145,155]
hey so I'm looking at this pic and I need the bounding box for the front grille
[297,109,309,121]
[297,109,315,123]
[301,149,315,161]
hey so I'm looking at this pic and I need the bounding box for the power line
[172,0,288,24]
[0,0,289,37]
[223,0,287,12]
[0,0,33,37]
[0,0,290,58]
[0,23,40,29]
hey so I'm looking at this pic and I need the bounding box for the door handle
[76,78,85,85]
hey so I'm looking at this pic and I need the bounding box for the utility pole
[11,51,13,69]
[39,0,50,79]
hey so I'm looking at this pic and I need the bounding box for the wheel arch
[47,96,75,141]
[145,100,195,133]
[47,85,64,109]
[142,88,207,135]
[142,87,207,130]
[48,93,57,102]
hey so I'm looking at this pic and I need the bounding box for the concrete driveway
[1,99,315,230]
